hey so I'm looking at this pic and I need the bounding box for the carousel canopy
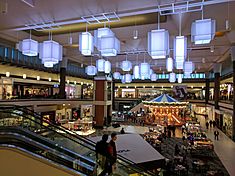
[143,94,188,106]
[150,94,178,103]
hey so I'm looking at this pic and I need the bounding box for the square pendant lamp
[150,73,158,81]
[166,57,173,72]
[121,75,126,84]
[174,36,187,69]
[96,59,105,72]
[169,72,176,83]
[140,63,150,79]
[184,61,195,74]
[104,60,111,74]
[39,40,62,68]
[125,74,132,83]
[85,65,97,76]
[121,60,132,71]
[113,72,121,79]
[79,32,94,56]
[191,19,216,45]
[99,36,120,57]
[22,39,38,56]
[178,74,183,83]
[133,65,140,79]
[94,27,120,56]
[148,29,169,59]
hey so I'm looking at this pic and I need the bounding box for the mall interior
[0,0,235,176]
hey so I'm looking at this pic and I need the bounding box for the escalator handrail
[16,105,155,175]
[0,126,95,167]
[0,105,155,175]
[0,144,87,176]
[0,108,96,164]
[0,131,95,172]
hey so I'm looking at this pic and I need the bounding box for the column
[112,81,115,110]
[94,76,112,128]
[231,46,235,141]
[59,58,67,99]
[213,63,222,128]
[205,73,210,104]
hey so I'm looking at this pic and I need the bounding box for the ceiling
[0,0,235,74]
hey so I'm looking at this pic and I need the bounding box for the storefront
[222,112,233,139]
[0,78,13,99]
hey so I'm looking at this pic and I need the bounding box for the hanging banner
[173,85,187,99]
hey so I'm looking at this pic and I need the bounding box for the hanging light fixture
[85,65,97,76]
[94,27,120,57]
[191,19,215,44]
[174,13,187,69]
[121,75,126,84]
[113,72,121,79]
[96,59,105,72]
[124,74,132,83]
[121,55,132,72]
[169,72,176,83]
[150,73,158,81]
[39,32,62,68]
[99,36,120,57]
[104,60,111,74]
[191,6,216,45]
[21,30,38,56]
[178,74,183,83]
[184,61,195,75]
[166,57,173,72]
[140,62,150,79]
[148,13,169,59]
[79,32,94,56]
[133,65,140,79]
[174,36,187,69]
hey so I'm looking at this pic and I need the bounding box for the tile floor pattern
[197,115,235,176]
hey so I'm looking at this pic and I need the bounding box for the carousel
[143,94,189,126]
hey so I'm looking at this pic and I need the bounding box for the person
[107,132,118,175]
[206,121,209,129]
[214,130,219,140]
[175,144,180,156]
[213,120,217,127]
[120,127,125,134]
[181,124,185,134]
[209,120,213,128]
[95,134,109,176]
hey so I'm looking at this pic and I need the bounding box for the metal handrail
[0,105,155,176]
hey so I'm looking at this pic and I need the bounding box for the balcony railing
[0,45,89,78]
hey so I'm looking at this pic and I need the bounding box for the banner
[173,85,187,99]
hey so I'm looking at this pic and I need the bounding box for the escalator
[0,105,155,176]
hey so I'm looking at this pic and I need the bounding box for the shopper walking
[213,120,217,127]
[107,132,118,175]
[214,130,219,140]
[209,120,213,128]
[206,121,209,129]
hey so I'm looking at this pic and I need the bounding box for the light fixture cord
[201,2,204,20]
[29,30,31,39]
[158,12,160,30]
[179,12,182,36]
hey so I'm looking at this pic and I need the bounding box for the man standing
[108,132,118,175]
[206,121,209,129]
[214,130,219,140]
[95,134,109,176]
